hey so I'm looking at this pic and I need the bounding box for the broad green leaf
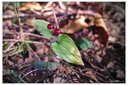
[32,20,53,39]
[76,37,93,51]
[51,34,84,66]
[32,60,59,71]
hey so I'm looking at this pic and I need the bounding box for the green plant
[32,19,92,66]
[20,42,29,60]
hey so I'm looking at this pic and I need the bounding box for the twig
[41,8,53,13]
[3,46,19,63]
[20,69,38,82]
[4,32,48,40]
[46,45,51,70]
[3,39,44,45]
[28,45,40,61]
[19,66,32,77]
[4,49,21,64]
[3,13,29,19]
[4,48,22,57]
[57,58,81,80]
[3,46,17,55]
[3,10,96,20]
[53,9,59,28]
[58,2,66,10]
[44,2,53,8]
[15,62,32,70]
[64,62,81,80]
[102,3,106,16]
[23,32,47,39]
[13,2,24,41]
[3,42,16,53]
[8,50,22,57]
[95,71,108,79]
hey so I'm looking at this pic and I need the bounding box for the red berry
[47,24,54,30]
[54,28,61,35]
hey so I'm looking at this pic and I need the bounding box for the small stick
[3,39,44,45]
[3,42,16,53]
[4,31,47,40]
[58,2,66,10]
[7,50,22,57]
[12,2,24,41]
[53,9,59,29]
[20,69,38,82]
[44,2,53,8]
[28,45,41,61]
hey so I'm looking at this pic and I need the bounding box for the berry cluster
[47,24,61,36]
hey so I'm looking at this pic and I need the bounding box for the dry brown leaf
[60,15,88,34]
[85,70,98,81]
[94,13,108,32]
[87,13,109,46]
[58,64,72,74]
[8,60,14,65]
[88,25,109,46]
[19,2,42,11]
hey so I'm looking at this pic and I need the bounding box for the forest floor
[3,2,125,83]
